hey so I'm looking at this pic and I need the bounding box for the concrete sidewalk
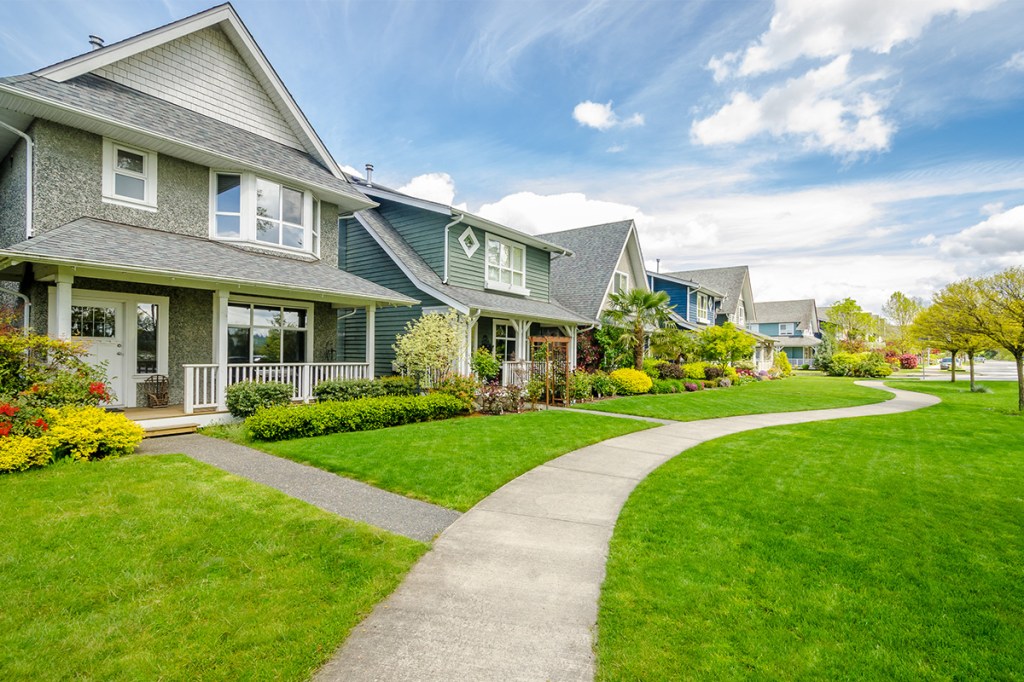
[315,381,939,682]
[139,434,460,542]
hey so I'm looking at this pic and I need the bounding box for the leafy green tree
[392,311,468,386]
[827,298,873,342]
[883,291,924,354]
[698,322,756,365]
[649,327,700,363]
[913,304,966,384]
[602,289,674,371]
[971,268,1024,411]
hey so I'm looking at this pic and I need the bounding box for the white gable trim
[35,4,346,180]
[597,222,650,315]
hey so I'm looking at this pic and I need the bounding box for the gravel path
[138,434,460,542]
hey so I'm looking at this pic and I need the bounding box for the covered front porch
[473,315,578,386]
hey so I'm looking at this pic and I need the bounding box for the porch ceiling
[0,218,419,307]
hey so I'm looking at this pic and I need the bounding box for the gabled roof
[755,299,820,332]
[669,266,753,321]
[647,269,725,298]
[0,218,415,306]
[355,209,590,325]
[354,181,572,255]
[542,220,644,322]
[33,4,338,172]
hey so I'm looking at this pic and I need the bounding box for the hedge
[312,376,418,403]
[225,381,293,418]
[246,393,465,441]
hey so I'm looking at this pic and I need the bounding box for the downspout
[443,214,466,284]
[0,120,33,239]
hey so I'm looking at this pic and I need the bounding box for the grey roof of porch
[0,217,418,306]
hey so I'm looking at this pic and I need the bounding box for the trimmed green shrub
[650,378,685,394]
[704,365,724,380]
[590,371,619,397]
[313,376,418,403]
[434,375,479,412]
[826,351,893,378]
[246,393,465,441]
[610,368,653,395]
[471,347,501,380]
[681,362,708,381]
[567,370,594,403]
[642,358,666,380]
[226,381,293,418]
[657,363,686,380]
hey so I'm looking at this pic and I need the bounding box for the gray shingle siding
[0,136,28,250]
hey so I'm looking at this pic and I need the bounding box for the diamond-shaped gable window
[459,227,480,258]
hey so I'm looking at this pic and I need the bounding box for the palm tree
[602,288,675,370]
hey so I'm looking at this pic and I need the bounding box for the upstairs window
[613,271,630,294]
[102,139,158,210]
[736,303,746,327]
[779,322,794,336]
[212,172,319,256]
[485,235,528,295]
[696,293,710,322]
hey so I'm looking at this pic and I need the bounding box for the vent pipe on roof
[656,258,661,273]
[88,35,104,50]
[365,163,374,187]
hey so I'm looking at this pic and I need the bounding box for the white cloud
[606,144,627,153]
[397,172,457,205]
[340,165,364,179]
[572,100,645,131]
[1003,50,1024,71]
[691,55,895,154]
[938,204,1024,256]
[981,201,1004,215]
[476,191,648,234]
[716,0,1002,79]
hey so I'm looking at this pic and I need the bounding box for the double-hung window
[485,235,528,294]
[697,293,710,322]
[779,322,795,336]
[212,172,319,256]
[613,271,630,294]
[102,139,158,209]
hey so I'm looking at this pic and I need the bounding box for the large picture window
[212,172,318,255]
[227,302,309,364]
[485,235,527,294]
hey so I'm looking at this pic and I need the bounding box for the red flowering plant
[0,400,48,439]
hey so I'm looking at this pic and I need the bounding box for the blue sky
[4,0,1024,311]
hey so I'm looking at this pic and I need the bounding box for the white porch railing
[183,362,371,414]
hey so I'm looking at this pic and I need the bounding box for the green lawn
[0,455,426,680]
[207,411,653,511]
[577,374,892,421]
[597,381,1024,680]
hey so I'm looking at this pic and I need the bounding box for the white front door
[71,300,126,406]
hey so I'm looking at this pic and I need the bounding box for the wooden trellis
[529,336,571,407]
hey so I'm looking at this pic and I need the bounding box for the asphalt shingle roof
[542,220,635,322]
[0,218,416,305]
[669,266,749,318]
[755,299,819,332]
[357,209,590,325]
[0,73,367,204]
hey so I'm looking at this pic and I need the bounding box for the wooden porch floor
[120,405,221,421]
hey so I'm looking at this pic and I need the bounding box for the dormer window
[103,139,158,210]
[779,322,794,336]
[211,172,319,256]
[613,271,630,294]
[485,234,529,295]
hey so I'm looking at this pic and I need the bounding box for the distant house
[654,265,775,370]
[337,180,589,380]
[753,299,821,367]
[646,270,724,330]
[0,5,414,426]
[542,219,650,322]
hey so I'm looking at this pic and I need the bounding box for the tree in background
[972,268,1024,411]
[649,327,700,363]
[913,303,966,385]
[826,298,874,345]
[883,291,924,354]
[602,288,674,371]
[698,322,756,365]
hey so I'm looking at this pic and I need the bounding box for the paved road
[315,381,940,682]
[920,359,1018,382]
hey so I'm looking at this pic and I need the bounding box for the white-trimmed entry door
[70,298,126,405]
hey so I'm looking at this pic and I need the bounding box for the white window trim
[484,233,530,296]
[47,288,169,408]
[209,171,319,258]
[224,294,315,364]
[779,322,795,336]
[613,270,630,294]
[102,138,158,211]
[459,226,480,259]
[736,303,746,327]
[696,292,710,323]
[492,318,519,363]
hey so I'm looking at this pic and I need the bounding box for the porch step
[143,423,200,438]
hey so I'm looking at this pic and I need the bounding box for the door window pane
[136,303,158,374]
[71,306,116,338]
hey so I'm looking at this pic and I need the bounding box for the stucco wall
[0,136,28,250]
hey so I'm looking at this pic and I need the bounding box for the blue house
[752,299,822,367]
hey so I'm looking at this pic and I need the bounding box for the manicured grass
[577,374,892,421]
[0,455,426,680]
[597,381,1024,680]
[207,411,653,511]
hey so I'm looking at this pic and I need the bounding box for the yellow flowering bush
[0,434,54,472]
[45,406,144,461]
[609,368,653,395]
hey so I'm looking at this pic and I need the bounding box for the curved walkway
[138,434,460,542]
[315,381,939,682]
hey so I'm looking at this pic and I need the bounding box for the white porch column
[365,303,376,379]
[569,326,578,370]
[518,319,531,363]
[53,268,73,339]
[213,290,230,410]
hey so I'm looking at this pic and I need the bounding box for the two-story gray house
[337,178,590,381]
[752,299,822,367]
[0,5,415,426]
